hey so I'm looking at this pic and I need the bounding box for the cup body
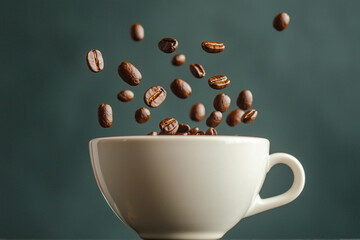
[90,136,270,240]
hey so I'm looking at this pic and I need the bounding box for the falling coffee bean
[170,78,192,99]
[172,54,186,66]
[118,61,142,86]
[206,111,223,128]
[117,89,134,102]
[178,123,191,133]
[226,109,245,127]
[97,104,112,128]
[201,41,225,53]
[237,89,253,110]
[176,132,188,136]
[196,131,205,135]
[147,131,158,136]
[189,64,206,78]
[205,127,218,135]
[158,38,178,53]
[213,93,231,112]
[86,49,104,73]
[130,23,144,41]
[190,103,205,121]
[242,109,258,124]
[189,127,199,135]
[159,118,179,135]
[144,86,167,108]
[273,12,290,31]
[208,75,230,90]
[135,107,151,124]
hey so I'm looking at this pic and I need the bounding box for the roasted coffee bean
[159,118,179,135]
[206,111,223,128]
[208,75,230,90]
[237,90,253,110]
[178,123,191,133]
[226,109,245,127]
[273,12,290,31]
[205,127,218,135]
[144,86,167,108]
[189,127,199,135]
[118,61,142,86]
[196,131,205,135]
[86,49,104,73]
[172,54,186,66]
[201,41,225,53]
[170,78,192,99]
[97,104,112,128]
[213,93,231,112]
[147,131,158,136]
[242,109,258,124]
[130,23,144,41]
[117,89,134,102]
[176,132,188,136]
[158,38,178,53]
[189,64,206,78]
[190,103,205,121]
[135,107,150,124]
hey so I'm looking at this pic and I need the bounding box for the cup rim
[90,135,269,144]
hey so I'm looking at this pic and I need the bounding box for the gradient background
[1,0,360,238]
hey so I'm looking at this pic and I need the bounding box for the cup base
[140,233,223,240]
[143,239,219,240]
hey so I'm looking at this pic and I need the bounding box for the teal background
[1,0,360,238]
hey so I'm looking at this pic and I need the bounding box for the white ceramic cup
[89,136,305,240]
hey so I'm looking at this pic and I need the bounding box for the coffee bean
[147,131,158,136]
[189,64,206,78]
[205,127,218,135]
[206,111,223,128]
[144,86,167,108]
[159,118,179,135]
[196,131,205,135]
[86,49,104,73]
[190,103,205,121]
[273,12,290,31]
[226,109,245,127]
[117,89,134,102]
[242,109,258,124]
[178,123,191,133]
[172,54,186,66]
[130,23,144,41]
[135,107,150,124]
[208,75,230,90]
[97,104,112,128]
[201,41,225,53]
[118,61,142,86]
[213,93,231,112]
[170,78,192,99]
[237,90,253,110]
[189,127,199,135]
[176,132,188,136]
[158,38,178,53]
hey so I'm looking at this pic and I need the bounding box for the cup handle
[244,153,305,218]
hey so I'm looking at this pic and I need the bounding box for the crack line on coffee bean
[93,50,100,70]
[147,89,163,105]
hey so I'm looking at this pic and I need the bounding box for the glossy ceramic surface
[89,136,305,240]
